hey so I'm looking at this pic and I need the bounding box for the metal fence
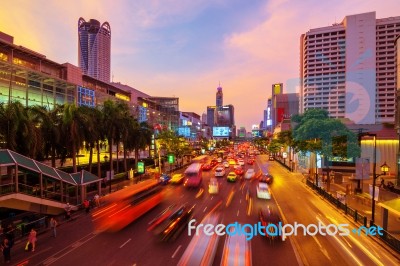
[306,179,400,253]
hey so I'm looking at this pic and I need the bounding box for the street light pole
[371,134,377,226]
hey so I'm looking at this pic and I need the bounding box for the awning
[70,170,101,185]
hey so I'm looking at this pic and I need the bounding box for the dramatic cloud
[1,0,399,130]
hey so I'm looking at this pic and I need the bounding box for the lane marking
[120,238,131,248]
[171,245,182,258]
[237,210,240,216]
[203,206,208,213]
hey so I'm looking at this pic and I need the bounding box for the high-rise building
[78,18,111,83]
[216,85,223,107]
[300,12,400,124]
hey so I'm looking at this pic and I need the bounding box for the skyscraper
[300,12,400,124]
[78,18,111,83]
[216,84,223,107]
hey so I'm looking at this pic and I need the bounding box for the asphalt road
[10,155,400,266]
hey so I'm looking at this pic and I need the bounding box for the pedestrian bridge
[0,149,102,215]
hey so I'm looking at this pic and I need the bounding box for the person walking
[50,217,57,237]
[28,228,37,252]
[65,203,72,220]
[83,199,90,214]
[94,194,100,207]
[1,238,11,263]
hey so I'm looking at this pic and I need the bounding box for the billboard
[213,127,230,137]
[216,109,230,125]
[177,127,191,137]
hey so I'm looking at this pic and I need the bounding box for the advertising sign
[137,162,145,174]
[213,127,230,137]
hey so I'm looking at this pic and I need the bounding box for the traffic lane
[266,161,399,266]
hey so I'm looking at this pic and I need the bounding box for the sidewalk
[327,176,400,236]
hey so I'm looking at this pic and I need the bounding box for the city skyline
[1,0,399,130]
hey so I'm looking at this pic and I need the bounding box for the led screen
[213,127,229,137]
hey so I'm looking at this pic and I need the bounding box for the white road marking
[120,238,131,248]
[171,245,182,258]
[237,210,240,216]
[203,206,208,212]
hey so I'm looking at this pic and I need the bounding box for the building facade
[0,32,76,107]
[300,12,400,124]
[78,18,111,83]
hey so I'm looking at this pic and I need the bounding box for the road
[11,155,400,266]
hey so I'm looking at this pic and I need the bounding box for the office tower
[216,85,223,107]
[78,18,111,83]
[300,12,400,124]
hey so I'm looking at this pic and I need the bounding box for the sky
[0,0,399,131]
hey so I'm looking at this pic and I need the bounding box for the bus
[192,155,209,164]
[183,163,203,188]
[91,179,163,232]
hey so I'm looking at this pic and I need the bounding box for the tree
[61,104,90,173]
[292,109,360,191]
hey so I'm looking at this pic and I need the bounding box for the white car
[238,159,245,166]
[244,169,255,180]
[208,178,219,194]
[257,180,271,199]
[215,167,226,177]
[217,157,223,163]
[223,161,229,168]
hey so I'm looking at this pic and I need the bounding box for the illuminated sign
[137,162,145,173]
[177,127,191,137]
[77,86,95,107]
[115,93,130,101]
[273,83,282,94]
[213,127,230,137]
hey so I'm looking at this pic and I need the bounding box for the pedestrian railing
[306,179,400,253]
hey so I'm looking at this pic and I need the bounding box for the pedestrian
[94,194,100,207]
[83,199,90,214]
[1,238,11,263]
[379,178,385,188]
[65,203,72,220]
[50,217,57,237]
[27,228,37,252]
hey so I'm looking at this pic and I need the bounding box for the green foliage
[292,109,360,159]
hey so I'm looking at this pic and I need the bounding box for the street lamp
[370,131,390,226]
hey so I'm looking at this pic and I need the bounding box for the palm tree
[61,104,90,173]
[0,101,25,151]
[30,105,63,167]
[102,100,125,176]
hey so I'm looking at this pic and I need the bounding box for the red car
[235,167,244,176]
[201,164,212,171]
[210,160,218,167]
[247,159,254,165]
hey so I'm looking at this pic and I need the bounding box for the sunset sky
[1,0,399,130]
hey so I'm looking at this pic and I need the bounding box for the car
[259,206,282,241]
[210,160,218,167]
[170,173,184,184]
[234,167,244,176]
[223,161,230,168]
[261,174,273,184]
[159,173,171,185]
[233,164,241,170]
[227,172,237,182]
[208,178,219,194]
[228,159,236,165]
[247,159,254,165]
[201,164,212,171]
[237,159,245,166]
[257,178,271,199]
[214,166,225,177]
[244,168,255,179]
[269,155,274,161]
[154,204,195,241]
[217,157,223,163]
